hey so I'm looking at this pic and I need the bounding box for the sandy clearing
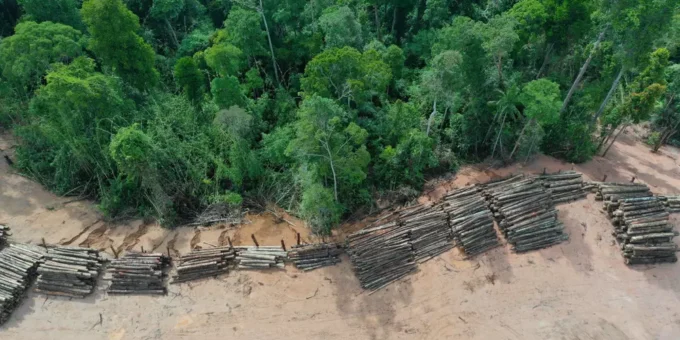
[1,128,680,340]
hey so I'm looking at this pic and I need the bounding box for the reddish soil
[1,128,679,340]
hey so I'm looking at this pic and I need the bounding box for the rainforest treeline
[1,0,679,233]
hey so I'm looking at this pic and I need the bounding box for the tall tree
[81,0,159,90]
[0,21,84,94]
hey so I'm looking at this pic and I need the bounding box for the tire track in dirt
[117,222,151,253]
[79,223,109,248]
[167,232,180,257]
[60,219,101,245]
[190,229,201,249]
[151,232,171,252]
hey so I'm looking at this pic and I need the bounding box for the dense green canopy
[1,0,678,233]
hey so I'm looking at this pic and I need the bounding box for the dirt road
[1,130,679,340]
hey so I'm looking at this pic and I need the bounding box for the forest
[0,0,679,234]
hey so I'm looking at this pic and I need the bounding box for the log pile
[107,253,171,295]
[171,246,236,283]
[442,186,499,257]
[235,246,287,269]
[611,197,678,265]
[0,225,9,249]
[538,170,586,204]
[402,206,451,262]
[0,244,45,325]
[288,243,342,271]
[35,247,104,298]
[594,182,653,215]
[483,175,568,252]
[346,220,416,291]
[658,195,680,213]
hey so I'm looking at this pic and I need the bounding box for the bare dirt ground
[1,128,680,340]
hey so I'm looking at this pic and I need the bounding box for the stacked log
[0,225,9,249]
[171,246,236,283]
[611,197,678,265]
[658,195,680,213]
[288,243,342,271]
[235,246,287,269]
[107,253,171,295]
[35,247,104,298]
[403,207,451,262]
[0,244,45,325]
[346,221,416,291]
[538,170,586,204]
[483,175,568,252]
[442,186,499,257]
[594,182,653,216]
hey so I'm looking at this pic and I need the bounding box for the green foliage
[0,21,84,94]
[211,76,244,109]
[6,0,680,232]
[81,0,159,90]
[174,57,204,103]
[319,6,363,49]
[18,0,83,29]
[204,43,243,77]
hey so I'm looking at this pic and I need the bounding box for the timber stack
[235,246,287,269]
[346,219,416,291]
[594,182,652,215]
[35,247,104,298]
[658,195,680,213]
[442,186,499,257]
[483,174,568,252]
[289,243,342,271]
[171,246,236,283]
[0,244,45,325]
[611,197,678,265]
[402,205,450,262]
[107,252,171,295]
[0,225,9,249]
[538,170,586,204]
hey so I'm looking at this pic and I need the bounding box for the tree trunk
[391,7,397,36]
[536,43,554,79]
[374,5,381,41]
[602,124,628,157]
[496,56,504,90]
[597,126,615,151]
[509,118,534,160]
[560,31,605,114]
[492,110,507,158]
[590,66,624,130]
[426,100,437,136]
[324,143,339,202]
[165,19,180,49]
[258,0,280,86]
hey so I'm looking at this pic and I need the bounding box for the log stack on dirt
[0,244,46,325]
[346,220,416,291]
[538,170,586,204]
[0,225,9,249]
[482,175,568,252]
[171,246,236,283]
[288,243,342,271]
[35,247,104,298]
[235,246,287,269]
[442,186,499,257]
[402,206,451,262]
[610,197,678,265]
[657,195,680,213]
[594,182,653,215]
[106,253,171,295]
